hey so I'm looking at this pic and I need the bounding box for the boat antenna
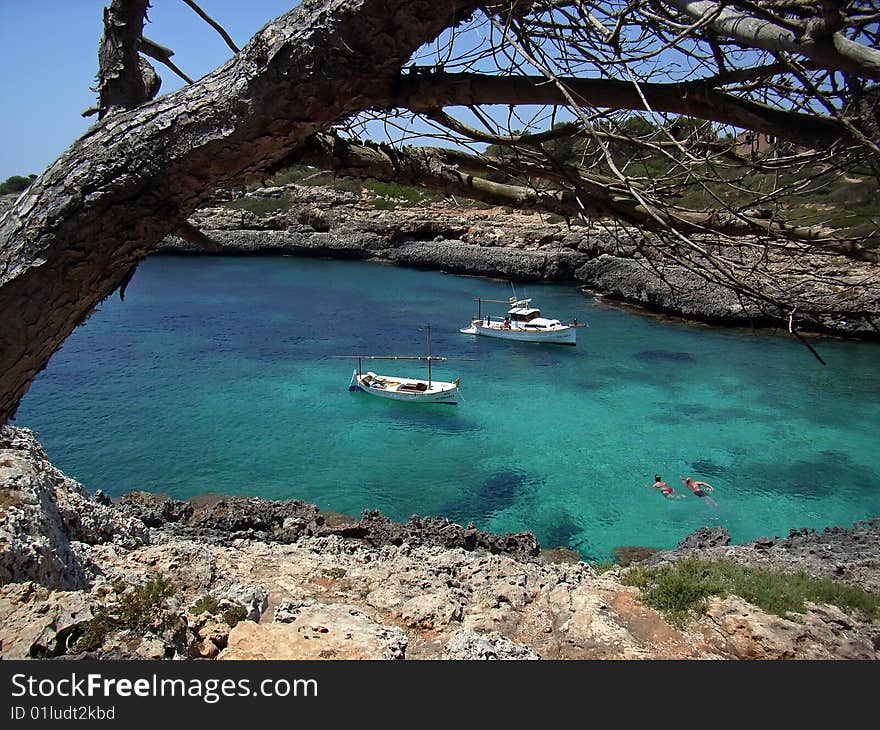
[510,281,518,303]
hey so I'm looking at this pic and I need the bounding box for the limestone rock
[220,601,406,660]
[117,491,324,545]
[211,583,268,622]
[677,526,731,550]
[133,634,168,660]
[358,510,540,561]
[398,591,463,630]
[3,427,878,661]
[0,585,93,659]
[574,251,880,337]
[116,492,193,527]
[702,596,879,659]
[188,613,233,658]
[105,540,217,594]
[0,427,146,590]
[443,629,540,659]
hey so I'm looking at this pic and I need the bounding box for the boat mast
[426,325,432,387]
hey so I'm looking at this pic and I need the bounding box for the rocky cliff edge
[1,426,878,660]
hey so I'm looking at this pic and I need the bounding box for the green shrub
[291,172,364,194]
[222,605,248,628]
[369,196,398,210]
[116,573,177,634]
[191,594,220,615]
[362,180,424,203]
[0,174,36,194]
[75,609,116,652]
[590,561,617,575]
[222,193,291,215]
[622,560,726,626]
[73,573,178,652]
[269,165,346,188]
[191,594,247,627]
[622,558,880,627]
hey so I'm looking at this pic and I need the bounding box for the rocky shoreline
[2,425,878,660]
[153,184,880,339]
[3,185,878,337]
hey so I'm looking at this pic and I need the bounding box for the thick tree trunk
[0,0,481,424]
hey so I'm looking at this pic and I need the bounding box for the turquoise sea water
[15,256,880,561]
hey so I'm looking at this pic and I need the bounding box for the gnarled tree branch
[665,0,880,81]
[1,0,878,426]
[396,72,851,150]
[0,0,485,424]
[96,0,153,117]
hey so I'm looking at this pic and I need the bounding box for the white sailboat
[337,327,468,405]
[459,293,583,345]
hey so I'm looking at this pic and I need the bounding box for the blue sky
[0,0,518,181]
[0,1,293,179]
[0,2,783,182]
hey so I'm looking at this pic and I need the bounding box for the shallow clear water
[15,256,880,560]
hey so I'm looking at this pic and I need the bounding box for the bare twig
[181,0,240,53]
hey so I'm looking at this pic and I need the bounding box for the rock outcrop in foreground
[1,426,878,660]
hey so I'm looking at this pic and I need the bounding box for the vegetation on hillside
[255,164,489,211]
[484,117,879,236]
[222,192,292,216]
[0,174,36,195]
[74,573,178,652]
[622,558,880,627]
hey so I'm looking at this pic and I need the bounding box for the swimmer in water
[650,474,685,499]
[680,475,717,506]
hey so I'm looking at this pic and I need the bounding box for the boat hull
[348,371,459,404]
[460,322,576,345]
